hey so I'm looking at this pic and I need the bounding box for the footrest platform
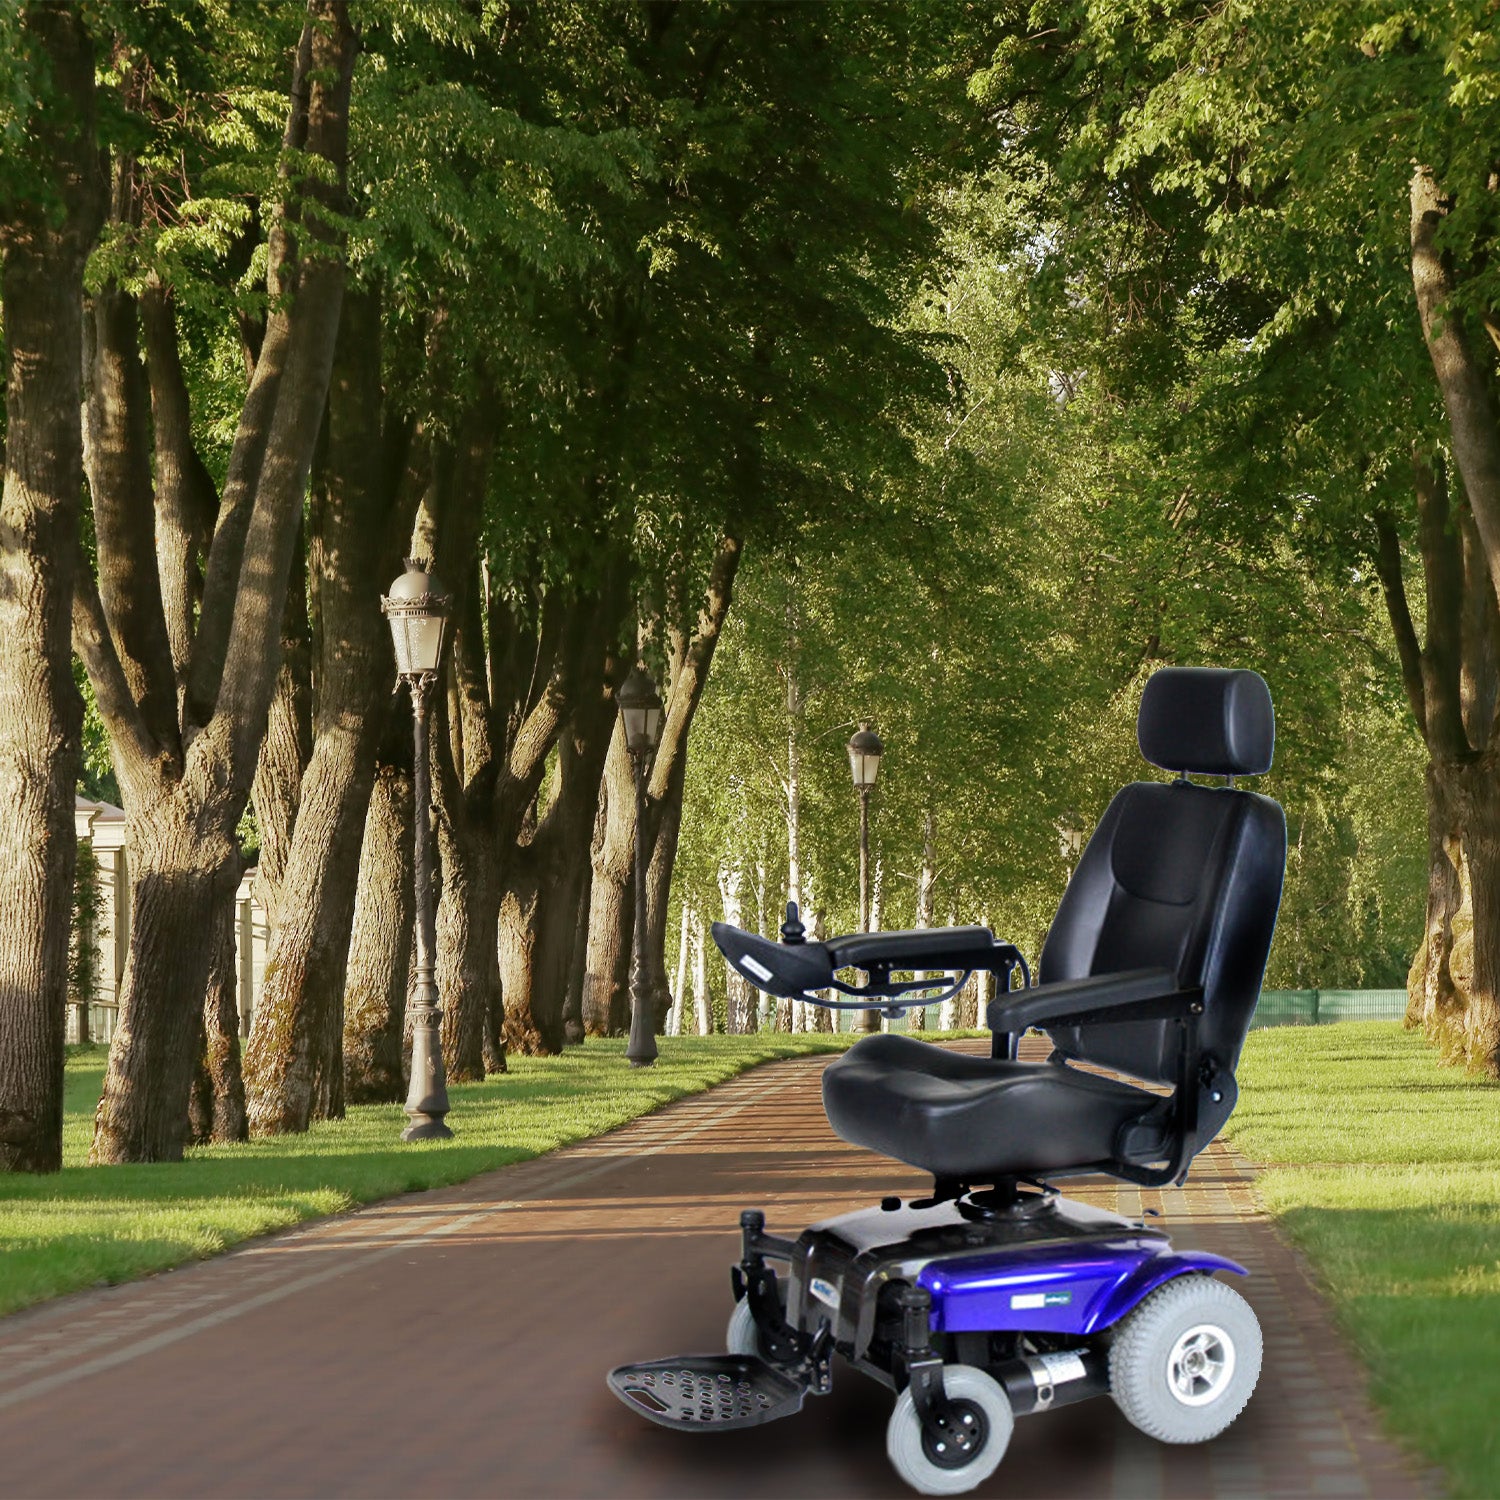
[607,1353,807,1431]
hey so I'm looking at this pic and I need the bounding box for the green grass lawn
[0,1033,852,1319]
[1229,1022,1500,1499]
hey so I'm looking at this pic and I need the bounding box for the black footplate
[607,1354,807,1431]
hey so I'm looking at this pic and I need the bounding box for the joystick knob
[780,902,806,945]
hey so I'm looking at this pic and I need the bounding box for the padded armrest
[712,923,834,999]
[987,968,1197,1032]
[826,926,1005,971]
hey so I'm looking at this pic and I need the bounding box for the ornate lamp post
[381,559,454,1140]
[618,664,665,1067]
[847,722,884,1032]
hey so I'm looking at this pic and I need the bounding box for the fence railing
[1249,988,1408,1027]
[65,1001,121,1047]
[832,986,1411,1033]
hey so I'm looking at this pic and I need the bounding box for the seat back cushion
[1041,781,1286,1085]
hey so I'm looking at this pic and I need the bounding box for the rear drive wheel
[1109,1274,1262,1443]
[886,1365,1013,1496]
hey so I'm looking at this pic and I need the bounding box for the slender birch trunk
[667,902,690,1036]
[909,811,937,1031]
[693,914,712,1035]
[719,863,754,1033]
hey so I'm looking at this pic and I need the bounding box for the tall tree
[0,2,102,1172]
[242,289,415,1133]
[968,0,1499,1068]
[77,0,358,1162]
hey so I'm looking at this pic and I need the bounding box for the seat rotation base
[607,1353,807,1431]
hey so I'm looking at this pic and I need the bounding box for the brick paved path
[0,1044,1440,1498]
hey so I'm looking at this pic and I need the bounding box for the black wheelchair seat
[817,666,1286,1188]
[821,1033,1167,1180]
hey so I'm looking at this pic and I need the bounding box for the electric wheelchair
[609,667,1286,1494]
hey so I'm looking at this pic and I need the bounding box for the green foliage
[68,840,103,1008]
[74,658,118,805]
[674,162,1425,987]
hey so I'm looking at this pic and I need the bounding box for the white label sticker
[741,955,773,983]
[1035,1350,1087,1384]
[1010,1288,1072,1310]
[809,1277,840,1308]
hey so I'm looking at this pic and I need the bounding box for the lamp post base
[627,1056,657,1068]
[402,1114,455,1141]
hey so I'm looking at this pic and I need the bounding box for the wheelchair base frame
[609,1184,1245,1438]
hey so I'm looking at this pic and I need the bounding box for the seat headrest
[1137,667,1274,777]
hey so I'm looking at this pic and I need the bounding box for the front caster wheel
[886,1365,1013,1496]
[725,1299,763,1357]
[1109,1274,1262,1443]
[726,1283,789,1357]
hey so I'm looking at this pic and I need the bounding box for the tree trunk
[1406,756,1500,1074]
[244,732,375,1130]
[718,864,753,1033]
[645,788,681,1029]
[668,902,691,1036]
[693,913,712,1035]
[189,883,248,1144]
[579,537,740,1042]
[92,806,241,1163]
[504,673,615,1055]
[435,797,501,1080]
[562,870,591,1045]
[871,856,888,1035]
[343,754,413,1105]
[961,912,988,1029]
[938,903,961,1031]
[1375,446,1500,1076]
[0,3,100,1173]
[911,809,937,1031]
[243,289,404,1134]
[249,530,311,929]
[1411,168,1500,597]
[583,722,635,1036]
[808,905,834,1033]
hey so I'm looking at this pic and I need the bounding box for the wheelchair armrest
[988,968,1199,1032]
[712,923,834,999]
[825,926,1015,972]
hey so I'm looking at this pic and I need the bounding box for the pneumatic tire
[1109,1274,1262,1444]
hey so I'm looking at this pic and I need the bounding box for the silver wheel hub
[1167,1322,1235,1407]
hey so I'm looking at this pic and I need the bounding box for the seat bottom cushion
[821,1034,1160,1180]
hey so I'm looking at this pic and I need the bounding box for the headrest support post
[1137,667,1274,778]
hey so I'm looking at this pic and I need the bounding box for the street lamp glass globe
[847,723,883,790]
[381,558,450,677]
[618,664,665,755]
